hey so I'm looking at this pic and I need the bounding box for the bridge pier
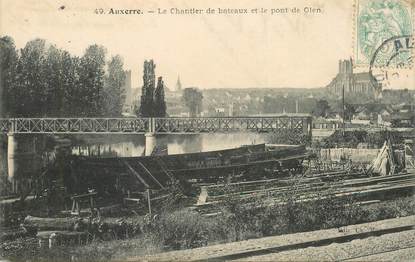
[145,132,157,156]
[7,133,18,193]
[306,117,312,139]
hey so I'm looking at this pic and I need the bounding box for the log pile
[24,216,76,231]
[23,215,143,246]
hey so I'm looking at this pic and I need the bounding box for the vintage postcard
[0,0,414,261]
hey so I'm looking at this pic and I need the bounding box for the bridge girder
[0,116,312,144]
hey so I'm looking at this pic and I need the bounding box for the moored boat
[66,144,309,195]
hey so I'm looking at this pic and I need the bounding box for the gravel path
[347,246,415,261]
[130,216,414,261]
[236,229,415,261]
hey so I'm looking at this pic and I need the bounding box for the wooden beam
[122,160,151,188]
[147,189,152,215]
[137,161,165,189]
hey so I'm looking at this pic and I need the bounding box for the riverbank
[1,195,414,262]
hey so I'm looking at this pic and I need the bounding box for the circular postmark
[358,0,412,64]
[369,35,413,89]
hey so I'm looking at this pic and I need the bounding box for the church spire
[176,75,182,92]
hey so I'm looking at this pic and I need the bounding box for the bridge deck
[0,117,311,133]
[0,116,312,144]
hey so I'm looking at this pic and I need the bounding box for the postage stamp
[354,0,414,67]
[369,35,413,88]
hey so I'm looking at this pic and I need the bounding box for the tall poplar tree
[103,55,126,116]
[18,39,47,116]
[182,88,203,117]
[43,45,65,116]
[61,53,81,116]
[139,60,156,117]
[154,76,167,117]
[79,44,106,116]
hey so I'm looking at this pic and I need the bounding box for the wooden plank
[70,192,97,200]
[122,160,150,188]
[137,161,165,189]
[124,197,141,202]
[200,174,415,205]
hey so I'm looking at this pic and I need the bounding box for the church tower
[327,58,380,98]
[175,76,182,92]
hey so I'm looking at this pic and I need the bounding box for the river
[70,132,268,157]
[0,132,270,194]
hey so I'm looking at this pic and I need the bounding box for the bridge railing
[0,116,312,135]
[0,116,312,145]
[0,118,150,134]
[152,116,311,134]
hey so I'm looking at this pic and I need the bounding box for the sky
[0,0,412,90]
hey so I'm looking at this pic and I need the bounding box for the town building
[312,117,343,129]
[327,59,381,98]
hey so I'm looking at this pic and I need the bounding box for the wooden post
[76,201,80,215]
[145,132,157,156]
[89,195,94,214]
[147,189,152,215]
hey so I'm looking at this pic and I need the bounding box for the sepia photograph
[0,0,414,261]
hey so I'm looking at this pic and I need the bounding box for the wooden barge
[67,144,309,195]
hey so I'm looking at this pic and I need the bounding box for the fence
[319,148,380,163]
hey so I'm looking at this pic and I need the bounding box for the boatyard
[1,126,415,261]
[1,1,415,260]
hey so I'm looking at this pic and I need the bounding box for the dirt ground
[236,229,415,261]
[132,215,415,261]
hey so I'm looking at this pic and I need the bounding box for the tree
[1,38,128,118]
[43,45,66,116]
[154,76,167,117]
[343,103,356,121]
[17,39,47,116]
[61,53,81,116]
[0,36,18,117]
[79,44,106,116]
[312,99,330,118]
[103,55,126,116]
[139,60,156,117]
[182,88,203,117]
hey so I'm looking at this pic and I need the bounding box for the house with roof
[391,111,415,127]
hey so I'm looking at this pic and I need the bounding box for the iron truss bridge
[0,116,312,144]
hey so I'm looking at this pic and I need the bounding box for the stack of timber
[24,216,77,231]
[195,172,415,214]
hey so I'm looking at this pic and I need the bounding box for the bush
[141,210,213,249]
[215,183,369,240]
